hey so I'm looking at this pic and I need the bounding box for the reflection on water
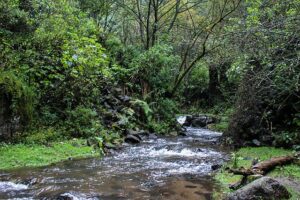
[0,123,228,199]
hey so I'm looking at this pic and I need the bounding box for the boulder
[124,129,149,139]
[191,116,209,127]
[148,133,158,139]
[103,142,119,150]
[124,134,141,144]
[226,177,291,200]
[19,178,38,186]
[183,115,217,127]
[56,193,74,200]
[124,129,137,136]
[178,131,187,136]
[183,115,193,126]
[56,192,100,200]
[211,164,222,170]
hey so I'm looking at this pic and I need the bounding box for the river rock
[124,134,141,144]
[56,194,73,200]
[56,192,99,200]
[148,133,158,139]
[211,164,222,170]
[178,131,187,136]
[252,139,261,146]
[226,177,291,200]
[183,115,216,127]
[124,129,148,139]
[124,129,138,136]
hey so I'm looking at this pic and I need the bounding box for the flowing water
[0,117,228,200]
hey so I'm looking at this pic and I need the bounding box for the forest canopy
[0,0,299,149]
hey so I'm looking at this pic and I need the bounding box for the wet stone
[226,177,291,200]
[124,134,141,144]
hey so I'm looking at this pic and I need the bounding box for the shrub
[273,131,300,148]
[65,106,102,138]
[129,44,180,96]
[0,70,35,127]
[22,128,62,144]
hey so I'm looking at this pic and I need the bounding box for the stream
[0,117,228,200]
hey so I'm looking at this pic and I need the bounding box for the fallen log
[229,154,297,176]
[252,155,295,174]
[228,168,257,176]
[227,152,299,189]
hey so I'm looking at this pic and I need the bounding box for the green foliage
[22,127,63,144]
[273,131,300,148]
[88,130,122,155]
[146,99,179,134]
[65,106,102,138]
[0,70,35,125]
[61,34,109,78]
[152,98,179,121]
[187,63,209,92]
[1,0,297,152]
[224,0,300,147]
[210,121,229,132]
[147,121,171,134]
[131,99,153,123]
[130,44,180,95]
[100,130,122,144]
[0,0,114,140]
[0,0,32,33]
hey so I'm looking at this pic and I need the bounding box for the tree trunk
[136,0,145,45]
[208,64,221,105]
[145,0,152,50]
[151,0,158,47]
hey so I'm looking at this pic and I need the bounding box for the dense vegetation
[0,0,299,152]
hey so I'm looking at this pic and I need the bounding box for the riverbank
[215,147,300,199]
[0,139,97,170]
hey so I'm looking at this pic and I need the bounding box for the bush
[131,99,153,123]
[22,128,62,144]
[65,106,102,138]
[148,121,171,134]
[186,63,209,95]
[224,1,300,148]
[152,98,178,121]
[0,70,35,128]
[147,98,179,134]
[273,131,300,148]
[129,44,180,96]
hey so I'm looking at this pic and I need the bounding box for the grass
[209,119,229,132]
[214,147,300,199]
[0,139,97,170]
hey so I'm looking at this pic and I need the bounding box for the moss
[214,147,300,199]
[0,139,97,170]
